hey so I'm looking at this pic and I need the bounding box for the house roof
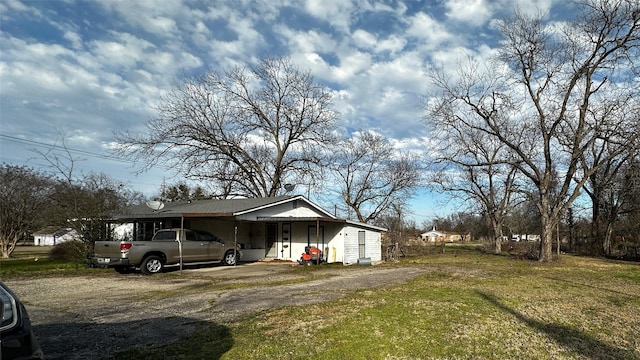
[421,229,463,237]
[33,226,76,237]
[111,195,335,220]
[110,195,387,232]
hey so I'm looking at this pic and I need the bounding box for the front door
[265,223,278,258]
[280,223,291,259]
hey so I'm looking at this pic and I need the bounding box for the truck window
[185,230,197,241]
[195,231,218,241]
[154,231,176,241]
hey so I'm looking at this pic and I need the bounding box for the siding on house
[342,224,382,265]
[420,229,469,242]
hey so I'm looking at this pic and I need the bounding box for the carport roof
[110,195,335,220]
[258,216,387,232]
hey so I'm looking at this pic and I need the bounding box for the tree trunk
[591,201,602,254]
[1,243,10,259]
[556,222,560,255]
[491,217,503,254]
[538,214,555,262]
[603,222,614,256]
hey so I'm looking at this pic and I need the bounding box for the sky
[0,0,570,226]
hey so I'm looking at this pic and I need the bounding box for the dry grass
[115,247,640,359]
[224,250,640,359]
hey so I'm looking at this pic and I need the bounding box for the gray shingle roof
[112,195,308,220]
[109,195,387,232]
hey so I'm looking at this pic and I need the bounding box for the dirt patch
[5,262,429,359]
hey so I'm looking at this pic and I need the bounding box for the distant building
[33,227,79,246]
[510,234,540,242]
[420,227,470,243]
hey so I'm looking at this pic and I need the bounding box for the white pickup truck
[92,228,239,274]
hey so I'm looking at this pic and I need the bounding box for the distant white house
[510,234,541,242]
[420,227,470,243]
[33,227,79,246]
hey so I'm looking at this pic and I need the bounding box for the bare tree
[426,82,521,254]
[426,0,640,261]
[582,140,640,255]
[0,165,56,258]
[34,136,144,241]
[332,131,421,223]
[116,57,338,198]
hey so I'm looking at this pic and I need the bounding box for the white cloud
[332,51,373,82]
[352,30,407,55]
[276,26,337,55]
[376,34,407,55]
[406,12,455,49]
[63,30,83,49]
[444,0,492,26]
[303,0,357,32]
[0,0,32,16]
[352,29,377,50]
[98,0,183,35]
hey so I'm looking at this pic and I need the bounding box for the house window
[358,231,365,258]
[308,226,325,249]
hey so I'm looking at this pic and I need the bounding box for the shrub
[502,241,539,260]
[48,241,92,263]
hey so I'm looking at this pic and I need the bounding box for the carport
[108,195,385,264]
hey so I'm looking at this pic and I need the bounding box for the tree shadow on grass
[33,316,233,360]
[476,291,636,360]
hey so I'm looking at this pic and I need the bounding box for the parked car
[1,281,43,359]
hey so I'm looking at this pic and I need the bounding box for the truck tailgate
[93,241,129,265]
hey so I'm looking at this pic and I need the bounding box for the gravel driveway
[6,262,428,359]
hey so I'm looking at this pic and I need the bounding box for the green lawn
[116,247,640,360]
[0,245,110,278]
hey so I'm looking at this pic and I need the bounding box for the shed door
[358,230,366,258]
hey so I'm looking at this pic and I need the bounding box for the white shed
[33,227,79,246]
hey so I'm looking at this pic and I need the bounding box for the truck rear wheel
[141,255,164,275]
[222,250,237,266]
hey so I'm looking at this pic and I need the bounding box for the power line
[1,134,129,162]
[0,134,171,170]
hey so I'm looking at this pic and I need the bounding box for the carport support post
[179,215,184,274]
[234,223,238,267]
[316,219,320,265]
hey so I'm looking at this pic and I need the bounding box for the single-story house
[420,227,470,243]
[33,226,79,246]
[107,195,386,265]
